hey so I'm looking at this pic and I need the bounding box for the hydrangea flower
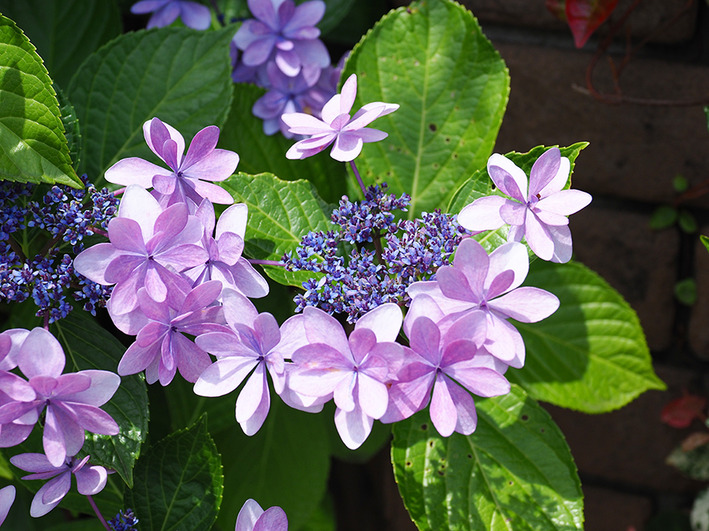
[381,314,510,437]
[105,118,238,209]
[73,185,208,324]
[185,200,269,298]
[131,0,211,30]
[0,328,120,467]
[232,0,329,79]
[288,304,403,449]
[283,74,399,162]
[407,238,559,368]
[235,498,288,531]
[9,453,107,518]
[118,281,227,386]
[194,291,307,435]
[252,63,321,137]
[0,485,15,526]
[109,509,140,531]
[458,148,592,263]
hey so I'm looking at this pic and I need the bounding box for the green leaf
[675,278,698,306]
[67,26,235,187]
[342,0,510,217]
[52,311,149,488]
[213,399,331,531]
[56,87,81,171]
[701,234,709,254]
[0,0,122,88]
[220,172,333,287]
[678,209,697,234]
[0,14,80,187]
[650,205,678,230]
[510,260,665,413]
[448,143,588,254]
[124,415,223,531]
[220,83,348,204]
[392,385,583,530]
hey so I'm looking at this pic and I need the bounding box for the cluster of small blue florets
[0,176,118,323]
[108,508,139,531]
[283,183,469,322]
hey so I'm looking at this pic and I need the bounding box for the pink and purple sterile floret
[282,73,399,162]
[105,118,238,210]
[458,148,592,263]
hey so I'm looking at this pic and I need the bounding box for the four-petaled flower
[105,118,238,209]
[283,74,399,162]
[458,148,592,263]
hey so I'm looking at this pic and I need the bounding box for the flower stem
[209,0,226,26]
[86,495,111,530]
[348,160,367,196]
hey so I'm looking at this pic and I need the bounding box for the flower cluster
[0,176,118,323]
[231,0,342,136]
[283,183,469,322]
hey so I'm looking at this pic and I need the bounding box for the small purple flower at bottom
[282,73,399,162]
[0,485,15,526]
[131,0,211,30]
[109,508,139,531]
[10,453,108,518]
[235,498,288,531]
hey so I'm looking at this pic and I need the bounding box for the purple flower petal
[74,464,108,495]
[18,328,65,379]
[334,402,373,450]
[31,471,70,517]
[457,195,507,232]
[236,498,264,531]
[0,485,15,526]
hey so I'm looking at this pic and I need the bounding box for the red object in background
[661,394,707,429]
[545,0,619,48]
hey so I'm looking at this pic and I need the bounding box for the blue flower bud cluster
[283,183,469,322]
[0,176,118,323]
[108,508,139,531]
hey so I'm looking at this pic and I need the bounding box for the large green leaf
[342,0,510,217]
[447,143,588,254]
[392,385,583,530]
[220,83,348,204]
[0,14,79,187]
[213,399,331,531]
[510,260,665,413]
[52,311,149,487]
[221,172,333,287]
[67,26,235,186]
[0,0,122,88]
[124,415,223,531]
